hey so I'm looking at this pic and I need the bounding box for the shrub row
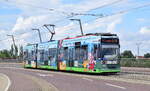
[120,58,150,68]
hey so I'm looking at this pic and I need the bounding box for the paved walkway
[0,73,11,91]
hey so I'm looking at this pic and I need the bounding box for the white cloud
[137,18,145,22]
[0,30,9,39]
[0,30,12,50]
[81,14,122,34]
[119,31,150,56]
[0,30,6,35]
[82,20,106,33]
[12,16,24,32]
[12,15,48,33]
[106,17,122,32]
[54,22,75,39]
[0,0,149,56]
[139,26,150,35]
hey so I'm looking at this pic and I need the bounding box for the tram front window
[102,48,118,57]
[101,47,119,64]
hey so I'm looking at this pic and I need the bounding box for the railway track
[120,71,150,75]
[106,67,150,81]
[108,71,150,81]
[0,63,150,82]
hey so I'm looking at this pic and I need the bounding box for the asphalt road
[0,63,150,91]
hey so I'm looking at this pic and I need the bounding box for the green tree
[0,50,11,58]
[0,44,20,59]
[121,50,134,58]
[144,53,150,58]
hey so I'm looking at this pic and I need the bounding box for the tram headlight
[106,60,117,64]
[101,60,106,64]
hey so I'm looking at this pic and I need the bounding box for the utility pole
[7,34,16,49]
[32,28,42,43]
[7,34,17,57]
[70,19,84,36]
[43,24,55,41]
[136,42,142,57]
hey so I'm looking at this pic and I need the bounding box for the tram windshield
[94,45,119,59]
[102,48,118,56]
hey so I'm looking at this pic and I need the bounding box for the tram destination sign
[101,38,119,44]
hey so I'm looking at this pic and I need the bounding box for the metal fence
[120,58,150,68]
[0,58,23,63]
[0,57,150,68]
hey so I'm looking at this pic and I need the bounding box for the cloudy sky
[0,0,149,56]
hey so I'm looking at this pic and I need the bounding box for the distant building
[136,56,150,60]
[136,56,144,59]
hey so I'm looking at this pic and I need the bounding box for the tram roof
[25,33,118,47]
[62,33,117,40]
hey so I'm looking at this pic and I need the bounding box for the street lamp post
[136,42,142,57]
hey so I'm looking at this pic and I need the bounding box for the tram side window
[44,50,49,61]
[48,48,57,60]
[75,46,80,60]
[80,45,88,60]
[69,48,74,61]
[63,47,68,60]
[31,50,34,55]
[75,45,88,60]
[31,50,36,61]
[39,50,44,61]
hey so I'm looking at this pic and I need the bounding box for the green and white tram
[23,33,120,73]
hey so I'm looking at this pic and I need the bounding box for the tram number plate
[106,61,117,64]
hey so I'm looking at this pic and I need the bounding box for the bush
[120,58,150,68]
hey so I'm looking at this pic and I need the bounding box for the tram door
[68,48,74,67]
[28,44,38,68]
